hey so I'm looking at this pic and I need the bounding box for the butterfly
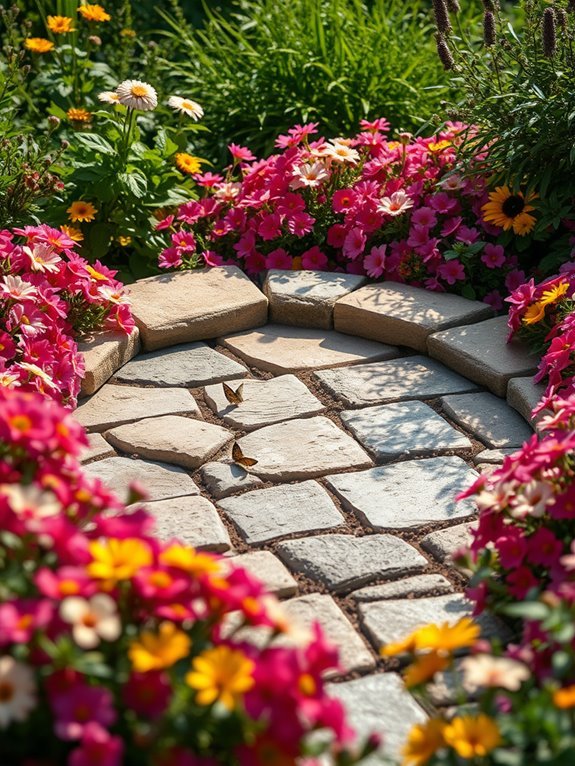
[232,441,258,469]
[223,382,244,406]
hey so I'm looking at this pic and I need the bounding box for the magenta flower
[481,244,506,269]
[438,259,465,285]
[51,684,116,740]
[363,245,387,278]
[343,227,367,260]
[68,723,123,766]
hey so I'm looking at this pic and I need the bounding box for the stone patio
[76,267,538,760]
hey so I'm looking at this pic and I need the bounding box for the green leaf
[503,602,550,621]
[74,133,115,155]
[120,171,148,199]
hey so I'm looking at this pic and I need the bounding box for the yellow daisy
[60,225,84,242]
[78,3,111,22]
[47,16,75,34]
[522,301,546,325]
[175,153,203,175]
[24,38,55,54]
[186,645,255,710]
[402,719,446,766]
[539,280,570,306]
[67,200,97,223]
[67,108,92,123]
[443,714,501,759]
[482,185,537,236]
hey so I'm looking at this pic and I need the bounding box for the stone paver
[325,457,477,530]
[428,315,538,397]
[201,461,264,499]
[421,522,475,564]
[351,574,453,602]
[276,534,427,594]
[80,433,115,463]
[79,328,140,396]
[334,282,492,352]
[75,384,200,432]
[84,457,199,503]
[327,674,427,761]
[507,376,546,424]
[441,391,534,448]
[204,375,324,430]
[225,551,298,597]
[473,449,518,465]
[129,267,268,351]
[219,324,399,375]
[340,401,471,461]
[264,269,366,329]
[115,342,247,387]
[236,416,372,481]
[218,481,344,545]
[145,495,230,551]
[316,355,478,408]
[105,416,232,470]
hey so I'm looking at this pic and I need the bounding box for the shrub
[0,386,377,765]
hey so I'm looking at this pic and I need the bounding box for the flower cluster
[24,4,112,54]
[0,225,132,405]
[158,120,533,307]
[0,387,375,766]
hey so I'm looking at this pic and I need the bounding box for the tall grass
[158,0,480,161]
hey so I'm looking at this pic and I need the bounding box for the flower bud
[543,7,557,57]
[436,34,455,70]
[557,8,568,31]
[61,139,70,150]
[483,11,496,46]
[398,131,412,146]
[433,0,452,34]
[482,0,498,10]
[447,0,460,12]
[47,115,61,129]
[88,35,102,46]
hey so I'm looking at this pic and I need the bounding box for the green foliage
[158,0,481,162]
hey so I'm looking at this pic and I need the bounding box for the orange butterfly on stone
[232,442,258,469]
[223,382,244,405]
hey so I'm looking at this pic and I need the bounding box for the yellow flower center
[130,85,149,97]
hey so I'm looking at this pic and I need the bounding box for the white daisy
[0,275,38,301]
[168,96,204,121]
[378,190,414,216]
[0,658,36,730]
[98,90,120,104]
[461,654,530,692]
[17,362,58,390]
[116,80,158,111]
[290,161,330,189]
[23,244,62,274]
[60,594,121,649]
[323,138,360,165]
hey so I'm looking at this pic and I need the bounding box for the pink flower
[363,245,387,278]
[258,213,282,240]
[495,530,528,569]
[483,290,503,310]
[68,723,123,766]
[429,192,458,214]
[343,227,367,260]
[301,246,328,270]
[202,250,224,267]
[122,672,171,720]
[265,249,292,270]
[411,207,437,228]
[51,684,116,741]
[438,259,465,285]
[327,224,346,248]
[158,247,183,269]
[481,244,506,269]
[332,189,357,213]
[286,212,315,237]
[528,528,563,566]
[506,566,539,599]
[228,143,256,162]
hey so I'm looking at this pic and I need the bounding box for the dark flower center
[502,195,525,218]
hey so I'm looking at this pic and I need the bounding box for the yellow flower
[87,538,152,588]
[67,200,97,222]
[482,185,537,236]
[160,544,222,577]
[175,153,203,176]
[24,38,54,53]
[413,617,480,654]
[553,684,575,709]
[186,645,255,709]
[120,28,136,38]
[428,140,451,153]
[522,301,546,326]
[67,108,92,123]
[404,651,450,688]
[129,622,191,672]
[60,225,84,242]
[443,714,501,758]
[117,235,132,246]
[380,632,419,658]
[86,265,108,281]
[402,719,446,766]
[78,3,111,22]
[47,15,75,34]
[540,280,570,306]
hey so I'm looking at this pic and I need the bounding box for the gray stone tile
[80,433,115,463]
[473,449,518,465]
[441,391,534,448]
[421,523,475,564]
[204,374,324,430]
[225,551,298,597]
[219,324,399,375]
[351,574,453,602]
[507,376,546,424]
[218,481,344,545]
[276,534,426,594]
[340,401,471,460]
[236,416,372,481]
[316,355,478,407]
[428,316,538,397]
[115,342,247,387]
[201,461,264,499]
[105,415,232,470]
[145,495,230,551]
[325,457,477,530]
[84,456,199,503]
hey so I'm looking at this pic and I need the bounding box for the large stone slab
[80,432,115,464]
[421,522,475,563]
[316,355,478,407]
[351,574,453,602]
[84,457,199,503]
[75,384,200,432]
[204,375,324,430]
[236,416,373,481]
[201,461,264,499]
[325,457,477,530]
[427,315,539,397]
[263,269,366,329]
[129,267,268,351]
[105,416,232,470]
[79,328,140,397]
[219,324,399,375]
[473,448,517,465]
[145,495,230,551]
[441,391,533,448]
[115,342,247,387]
[276,534,426,594]
[225,551,298,597]
[340,401,471,461]
[334,282,492,352]
[327,674,427,761]
[507,376,546,424]
[218,481,344,545]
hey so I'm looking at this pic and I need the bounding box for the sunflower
[175,153,203,175]
[78,3,111,22]
[47,15,75,34]
[482,186,537,236]
[67,201,97,223]
[24,38,54,53]
[67,108,92,123]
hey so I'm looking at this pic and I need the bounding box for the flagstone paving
[75,269,542,754]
